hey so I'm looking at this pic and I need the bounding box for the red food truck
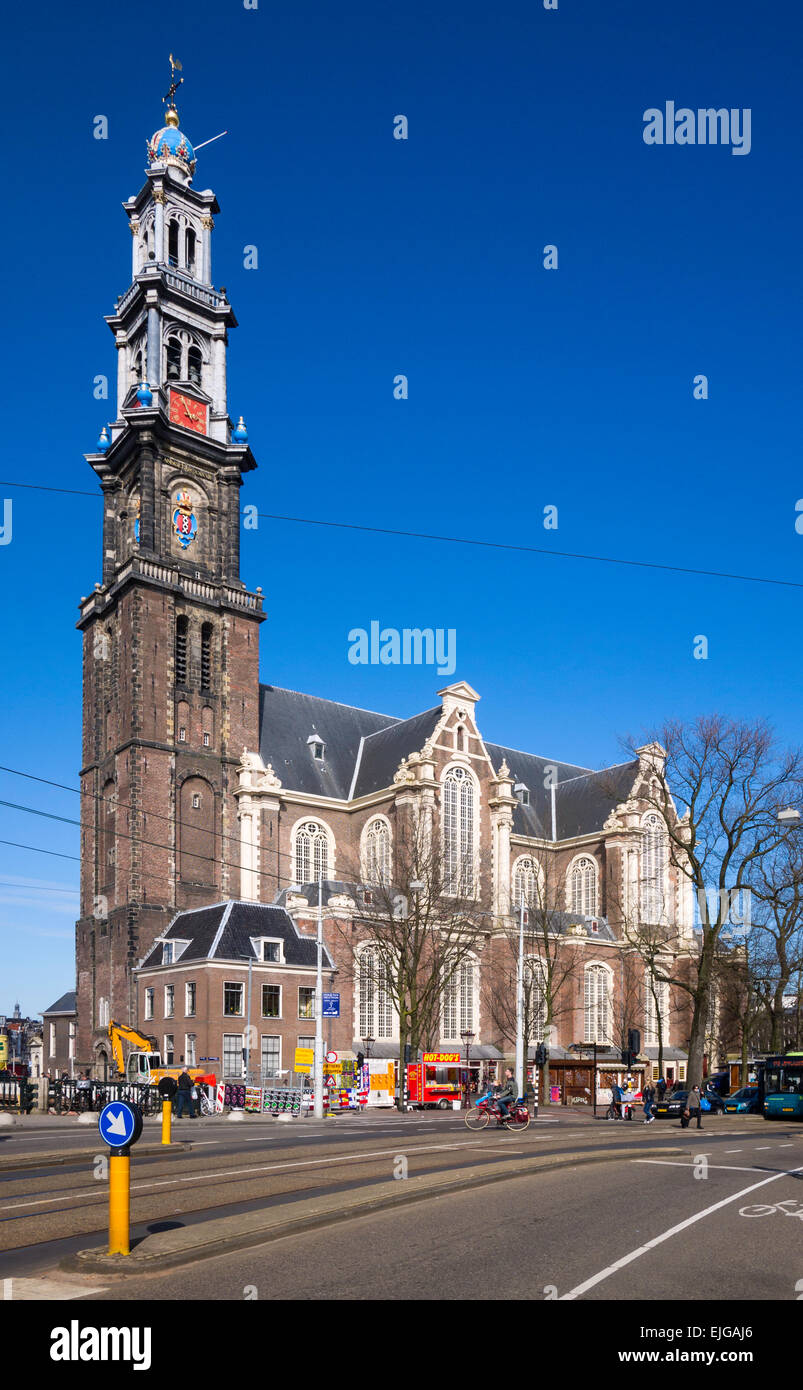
[407,1052,463,1108]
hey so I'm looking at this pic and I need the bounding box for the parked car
[653,1089,690,1119]
[723,1086,761,1115]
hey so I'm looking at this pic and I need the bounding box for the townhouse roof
[42,990,77,1016]
[139,900,333,969]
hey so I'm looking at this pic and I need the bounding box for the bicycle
[465,1090,530,1131]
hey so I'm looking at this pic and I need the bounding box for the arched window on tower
[175,615,188,686]
[641,813,668,923]
[168,220,179,267]
[185,227,197,275]
[512,856,539,909]
[200,624,213,691]
[187,345,202,387]
[166,337,182,381]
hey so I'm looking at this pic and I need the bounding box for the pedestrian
[656,1076,666,1102]
[642,1081,656,1123]
[176,1066,196,1119]
[686,1085,702,1130]
[610,1078,623,1119]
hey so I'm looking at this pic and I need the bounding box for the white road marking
[755,1146,772,1150]
[560,1162,803,1301]
[0,1277,108,1300]
[634,1160,763,1174]
[724,1149,742,1153]
[780,1143,795,1148]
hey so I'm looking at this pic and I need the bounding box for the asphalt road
[89,1127,803,1302]
[1,1111,800,1300]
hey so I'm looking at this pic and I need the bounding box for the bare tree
[748,835,803,1052]
[483,855,582,1095]
[622,717,803,1087]
[334,807,492,1110]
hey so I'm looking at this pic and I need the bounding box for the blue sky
[1,0,801,1013]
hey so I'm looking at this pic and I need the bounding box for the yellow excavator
[107,1020,215,1087]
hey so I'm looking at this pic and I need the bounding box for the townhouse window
[185,1034,197,1067]
[261,985,280,1018]
[144,988,154,1020]
[162,942,174,965]
[164,1035,175,1066]
[223,1033,242,1078]
[164,985,174,1018]
[297,1035,315,1051]
[298,987,315,1021]
[224,982,244,1016]
[185,982,196,1017]
[262,941,281,963]
[261,1035,280,1076]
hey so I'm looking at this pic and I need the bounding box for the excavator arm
[108,1019,159,1076]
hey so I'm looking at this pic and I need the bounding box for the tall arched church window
[187,345,202,387]
[570,856,597,915]
[175,615,188,686]
[443,766,475,894]
[442,960,475,1039]
[363,819,390,884]
[641,814,668,923]
[166,337,182,381]
[584,964,611,1044]
[513,857,538,908]
[168,220,179,267]
[185,227,197,275]
[358,949,395,1039]
[294,821,329,884]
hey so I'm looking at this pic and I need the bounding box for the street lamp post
[460,1030,475,1109]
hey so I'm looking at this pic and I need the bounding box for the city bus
[762,1051,803,1120]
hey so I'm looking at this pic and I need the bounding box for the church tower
[76,66,264,1069]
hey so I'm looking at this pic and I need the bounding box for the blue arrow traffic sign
[98,1100,141,1149]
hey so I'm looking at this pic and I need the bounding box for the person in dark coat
[176,1066,196,1118]
[686,1086,702,1130]
[656,1077,666,1101]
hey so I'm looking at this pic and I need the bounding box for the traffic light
[19,1080,36,1115]
[622,1049,632,1069]
[356,1051,365,1070]
[628,1028,641,1057]
[403,1043,412,1065]
[535,1043,547,1068]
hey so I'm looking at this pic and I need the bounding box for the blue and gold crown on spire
[147,55,196,174]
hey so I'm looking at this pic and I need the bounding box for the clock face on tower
[169,388,208,436]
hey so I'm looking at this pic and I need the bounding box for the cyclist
[495,1068,517,1125]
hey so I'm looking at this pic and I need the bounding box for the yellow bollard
[108,1152,130,1255]
[161,1098,172,1146]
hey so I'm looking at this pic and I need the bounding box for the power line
[0,839,80,862]
[0,478,800,592]
[0,880,78,895]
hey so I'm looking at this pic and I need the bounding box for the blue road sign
[98,1100,141,1149]
[322,993,340,1017]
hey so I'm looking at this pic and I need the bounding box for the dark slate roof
[484,743,593,839]
[351,707,443,798]
[139,901,331,969]
[554,762,639,839]
[43,990,77,1016]
[259,686,398,798]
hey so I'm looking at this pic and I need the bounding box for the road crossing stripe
[560,1161,803,1301]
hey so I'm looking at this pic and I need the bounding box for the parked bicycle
[465,1089,530,1131]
